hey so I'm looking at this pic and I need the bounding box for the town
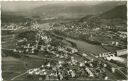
[2,19,127,80]
[1,1,127,81]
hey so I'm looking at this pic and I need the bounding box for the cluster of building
[6,21,126,80]
[1,22,31,31]
[51,21,127,49]
[10,22,111,80]
[99,49,127,59]
[26,54,109,80]
[98,49,127,70]
[2,23,19,30]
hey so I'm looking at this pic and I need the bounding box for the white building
[116,49,127,56]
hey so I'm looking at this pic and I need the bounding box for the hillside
[19,1,126,19]
[92,1,126,14]
[100,5,127,19]
[26,4,93,19]
[1,1,126,23]
[79,4,127,27]
[1,11,31,23]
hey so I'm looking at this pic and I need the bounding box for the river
[39,23,109,55]
[50,32,108,55]
[66,38,108,55]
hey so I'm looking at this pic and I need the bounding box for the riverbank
[52,30,123,53]
[50,32,109,55]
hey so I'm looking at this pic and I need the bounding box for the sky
[1,1,103,11]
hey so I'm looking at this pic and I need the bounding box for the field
[2,55,48,80]
[2,34,16,49]
[2,57,25,80]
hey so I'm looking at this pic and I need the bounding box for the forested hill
[99,5,127,19]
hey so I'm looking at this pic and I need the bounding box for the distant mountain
[26,1,126,19]
[78,4,127,30]
[92,1,126,14]
[99,5,127,19]
[26,4,93,19]
[1,1,126,23]
[79,3,127,22]
[1,11,31,23]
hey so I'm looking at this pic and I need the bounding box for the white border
[0,0,127,1]
[0,1,127,81]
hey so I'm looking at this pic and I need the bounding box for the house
[118,31,127,39]
[112,41,119,46]
[49,73,58,80]
[82,53,87,57]
[70,48,78,53]
[85,67,94,77]
[69,70,75,78]
[41,45,46,51]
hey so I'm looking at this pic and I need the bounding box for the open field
[2,56,49,80]
[2,57,26,80]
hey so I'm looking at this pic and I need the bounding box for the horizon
[1,1,105,12]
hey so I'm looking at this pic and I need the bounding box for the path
[11,72,27,80]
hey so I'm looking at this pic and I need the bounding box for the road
[11,72,27,80]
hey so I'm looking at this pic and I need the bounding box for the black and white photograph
[1,1,127,81]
